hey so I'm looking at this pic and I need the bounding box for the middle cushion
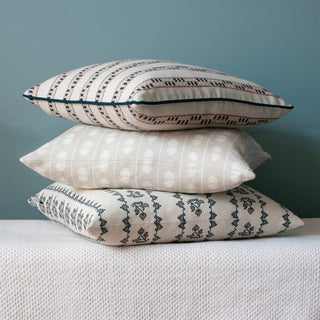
[20,125,270,193]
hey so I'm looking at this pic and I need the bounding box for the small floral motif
[187,198,205,217]
[131,201,149,220]
[187,225,203,239]
[240,197,256,214]
[132,227,149,243]
[127,190,144,198]
[238,222,255,236]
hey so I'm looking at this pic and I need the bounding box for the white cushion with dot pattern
[20,125,270,193]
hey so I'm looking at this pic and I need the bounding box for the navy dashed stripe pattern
[24,59,293,130]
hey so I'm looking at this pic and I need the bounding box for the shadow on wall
[245,127,320,218]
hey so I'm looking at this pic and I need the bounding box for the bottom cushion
[28,183,304,245]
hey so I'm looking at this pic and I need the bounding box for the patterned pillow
[23,59,292,131]
[20,125,270,193]
[28,183,304,246]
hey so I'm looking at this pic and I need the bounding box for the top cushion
[23,59,293,131]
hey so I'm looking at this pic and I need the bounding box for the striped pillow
[23,59,292,131]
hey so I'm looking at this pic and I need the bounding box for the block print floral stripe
[226,189,239,238]
[173,193,186,241]
[244,185,269,235]
[108,190,131,244]
[279,205,291,233]
[145,190,163,243]
[205,196,217,239]
[33,184,107,241]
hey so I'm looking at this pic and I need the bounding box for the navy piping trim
[23,94,294,110]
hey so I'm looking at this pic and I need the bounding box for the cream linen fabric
[20,125,270,193]
[23,59,293,130]
[1,219,319,320]
[28,183,304,245]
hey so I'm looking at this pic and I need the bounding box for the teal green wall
[0,0,319,219]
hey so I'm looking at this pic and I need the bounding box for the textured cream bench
[1,219,319,320]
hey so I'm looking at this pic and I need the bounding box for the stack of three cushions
[21,59,304,245]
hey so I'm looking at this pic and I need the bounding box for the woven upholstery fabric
[23,59,292,130]
[20,125,270,192]
[27,183,304,245]
[0,219,319,320]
